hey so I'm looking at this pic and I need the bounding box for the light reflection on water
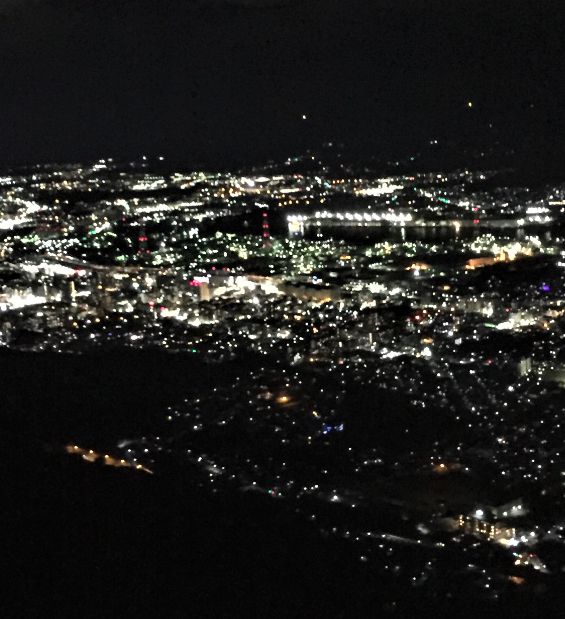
[297,224,559,244]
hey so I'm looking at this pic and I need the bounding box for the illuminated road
[65,445,153,474]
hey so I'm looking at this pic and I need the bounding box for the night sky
[0,0,563,166]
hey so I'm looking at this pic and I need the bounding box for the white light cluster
[288,211,413,224]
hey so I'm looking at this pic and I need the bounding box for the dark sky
[0,0,563,166]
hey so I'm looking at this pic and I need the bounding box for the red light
[473,219,480,224]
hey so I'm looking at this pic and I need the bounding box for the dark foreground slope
[2,351,565,618]
[5,438,565,619]
[0,349,212,446]
[2,436,397,618]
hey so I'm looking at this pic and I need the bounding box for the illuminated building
[199,281,211,302]
[518,357,533,376]
[61,279,76,305]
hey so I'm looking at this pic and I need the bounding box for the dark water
[301,223,560,244]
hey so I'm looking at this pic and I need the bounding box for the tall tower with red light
[137,225,150,256]
[261,207,271,248]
